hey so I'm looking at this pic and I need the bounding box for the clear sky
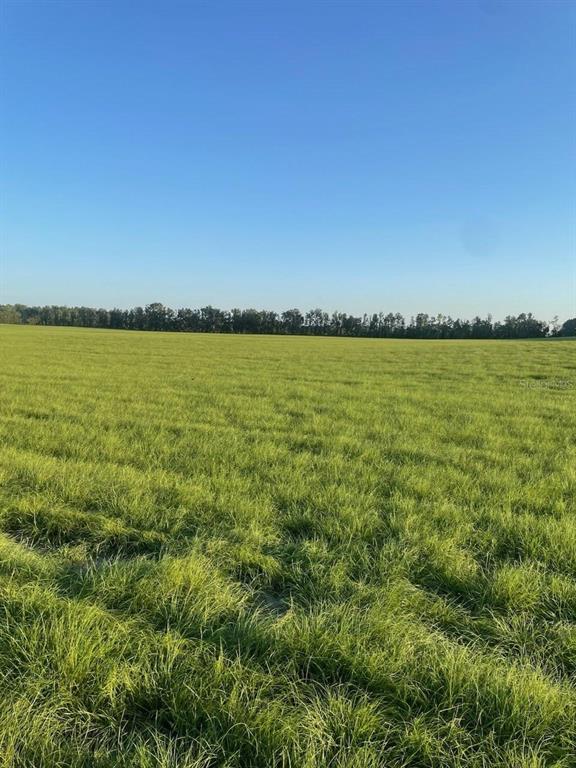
[1,0,574,320]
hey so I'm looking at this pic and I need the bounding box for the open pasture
[0,325,575,767]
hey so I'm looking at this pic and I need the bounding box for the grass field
[0,324,575,768]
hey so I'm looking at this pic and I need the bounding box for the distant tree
[230,308,243,333]
[109,308,127,329]
[0,305,21,324]
[174,307,199,332]
[341,313,362,336]
[260,310,279,334]
[373,312,400,337]
[240,309,263,334]
[559,317,576,337]
[144,303,172,331]
[516,313,548,338]
[304,308,330,335]
[368,313,380,336]
[471,315,492,339]
[198,305,226,332]
[96,308,111,328]
[281,309,304,335]
[330,311,346,336]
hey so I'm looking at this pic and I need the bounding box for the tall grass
[0,325,574,766]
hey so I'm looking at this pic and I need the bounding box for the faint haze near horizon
[1,0,574,321]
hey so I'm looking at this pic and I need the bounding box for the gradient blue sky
[1,0,574,320]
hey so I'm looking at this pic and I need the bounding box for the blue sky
[1,0,574,320]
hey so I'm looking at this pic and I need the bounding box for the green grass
[0,324,575,767]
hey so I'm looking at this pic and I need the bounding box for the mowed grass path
[0,325,575,768]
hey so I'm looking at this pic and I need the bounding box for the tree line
[0,303,574,339]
